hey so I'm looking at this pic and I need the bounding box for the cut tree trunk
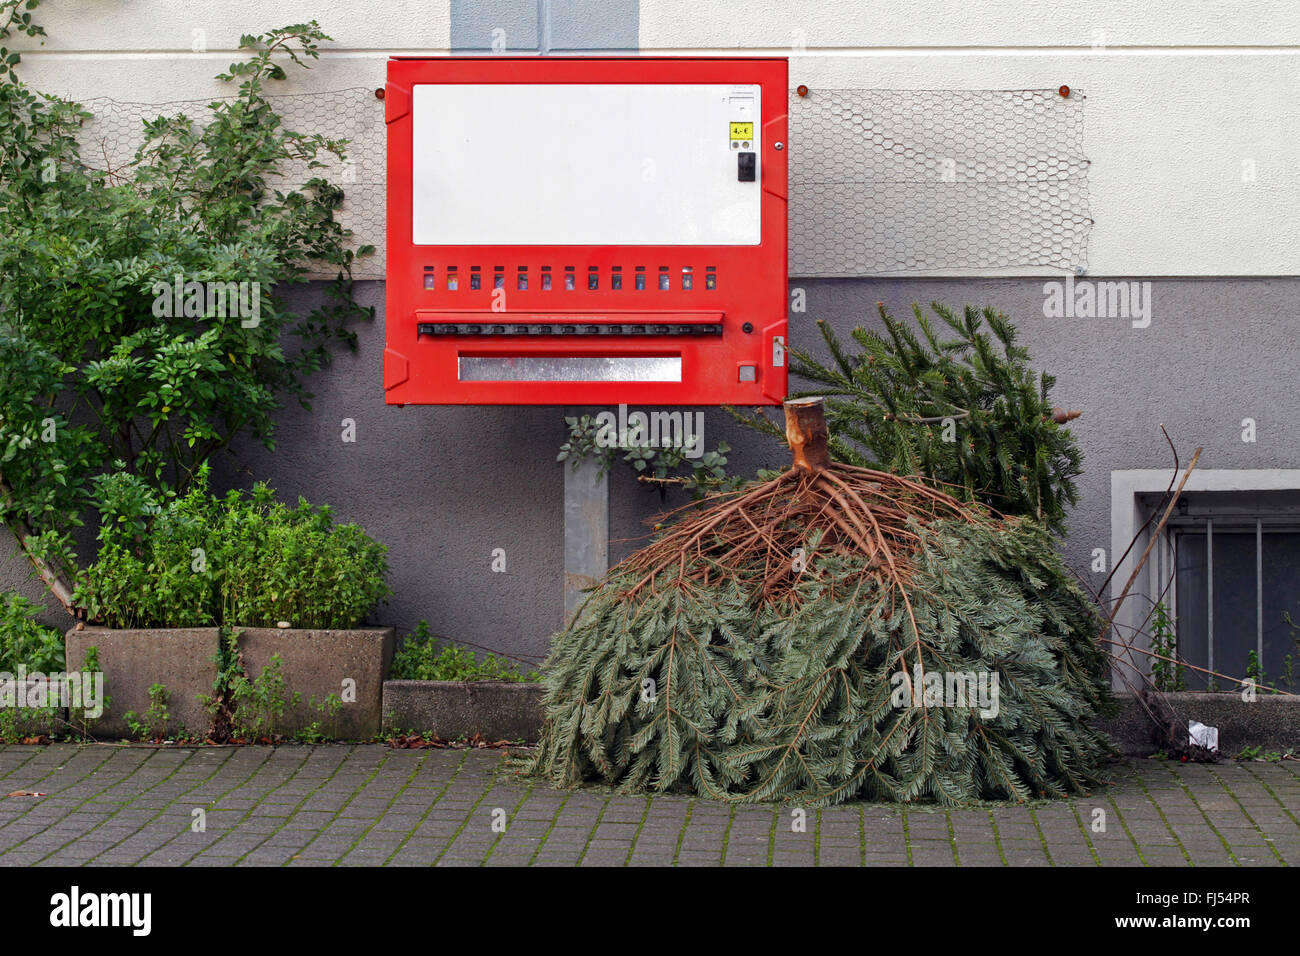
[784,397,831,474]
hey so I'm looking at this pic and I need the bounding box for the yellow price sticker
[729,122,754,141]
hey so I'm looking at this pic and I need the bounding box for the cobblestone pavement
[0,744,1294,866]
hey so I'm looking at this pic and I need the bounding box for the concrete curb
[378,684,1300,753]
[381,680,544,741]
[1094,692,1300,755]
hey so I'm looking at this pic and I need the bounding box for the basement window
[1141,490,1300,690]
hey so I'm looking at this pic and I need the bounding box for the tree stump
[784,397,831,474]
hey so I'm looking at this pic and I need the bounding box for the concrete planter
[63,627,221,739]
[234,627,394,739]
[381,680,544,741]
[0,677,68,737]
[1095,692,1300,755]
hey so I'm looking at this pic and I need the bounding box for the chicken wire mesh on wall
[76,89,388,279]
[787,88,1091,275]
[75,86,1090,280]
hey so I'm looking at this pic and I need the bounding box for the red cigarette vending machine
[383,57,788,405]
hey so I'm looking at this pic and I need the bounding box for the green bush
[214,488,391,630]
[75,471,218,629]
[75,465,389,629]
[0,9,373,600]
[0,592,64,672]
[391,622,537,682]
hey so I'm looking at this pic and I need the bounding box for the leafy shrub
[74,471,217,629]
[124,683,179,741]
[391,622,537,682]
[215,488,390,629]
[0,592,63,671]
[228,652,299,741]
[0,8,373,600]
[75,466,389,629]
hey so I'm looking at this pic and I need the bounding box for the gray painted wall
[207,281,565,664]
[450,0,539,51]
[5,1,1294,671]
[609,277,1300,620]
[4,277,1297,662]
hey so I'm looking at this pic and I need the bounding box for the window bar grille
[1256,518,1264,669]
[1154,526,1165,655]
[1166,527,1178,657]
[1206,518,1214,678]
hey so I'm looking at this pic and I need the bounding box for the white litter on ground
[1189,720,1219,752]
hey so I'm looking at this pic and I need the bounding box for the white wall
[14,0,450,52]
[640,1,1299,50]
[11,0,450,99]
[642,0,1300,277]
[12,1,1299,277]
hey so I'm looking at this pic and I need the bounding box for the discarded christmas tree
[530,398,1113,805]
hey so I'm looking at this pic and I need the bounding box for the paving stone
[0,746,1294,868]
